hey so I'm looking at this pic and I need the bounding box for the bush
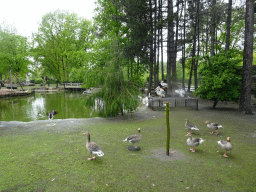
[33,78,43,84]
[194,50,242,108]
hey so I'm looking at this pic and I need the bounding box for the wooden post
[166,102,170,155]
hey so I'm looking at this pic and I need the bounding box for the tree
[32,10,92,83]
[86,39,140,117]
[194,50,242,108]
[239,0,254,114]
[0,30,31,83]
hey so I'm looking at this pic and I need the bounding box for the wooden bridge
[62,83,85,91]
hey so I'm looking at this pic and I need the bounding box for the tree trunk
[210,0,216,57]
[187,62,193,92]
[160,0,164,81]
[154,0,158,89]
[182,0,186,90]
[194,0,200,90]
[239,0,254,114]
[213,99,218,108]
[167,0,175,95]
[147,0,154,96]
[225,0,232,53]
[173,0,180,90]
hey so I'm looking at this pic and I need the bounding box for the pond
[0,92,98,122]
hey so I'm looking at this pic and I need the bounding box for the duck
[48,111,53,120]
[186,134,205,153]
[205,120,223,135]
[217,137,232,157]
[185,119,199,136]
[83,131,104,160]
[123,128,141,148]
[51,109,58,115]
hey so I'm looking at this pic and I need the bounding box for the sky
[0,0,96,37]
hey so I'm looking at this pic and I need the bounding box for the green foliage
[33,78,43,84]
[194,50,242,105]
[32,10,93,82]
[85,40,140,117]
[0,29,31,77]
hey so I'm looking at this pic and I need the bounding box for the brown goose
[186,134,205,153]
[123,128,141,148]
[83,131,104,160]
[217,137,232,157]
[185,119,199,136]
[205,120,223,135]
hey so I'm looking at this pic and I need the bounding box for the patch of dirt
[149,148,186,161]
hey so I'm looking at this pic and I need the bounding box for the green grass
[0,108,255,191]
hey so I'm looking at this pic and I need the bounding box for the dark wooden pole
[166,102,170,155]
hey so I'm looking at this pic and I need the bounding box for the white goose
[123,128,141,148]
[205,120,223,135]
[185,119,199,136]
[217,137,232,157]
[186,134,205,153]
[83,131,104,160]
[155,86,165,98]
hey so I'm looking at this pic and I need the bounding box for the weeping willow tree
[85,39,140,117]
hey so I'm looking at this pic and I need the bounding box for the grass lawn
[0,105,255,191]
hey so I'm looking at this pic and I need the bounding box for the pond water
[0,92,98,122]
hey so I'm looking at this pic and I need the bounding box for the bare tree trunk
[225,0,232,53]
[154,0,158,88]
[182,0,186,90]
[173,0,180,90]
[239,0,254,114]
[210,0,216,57]
[187,62,193,92]
[167,0,175,95]
[10,66,13,90]
[206,8,209,55]
[147,0,154,96]
[194,0,200,90]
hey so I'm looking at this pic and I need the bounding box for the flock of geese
[47,108,232,160]
[83,119,232,161]
[185,119,232,157]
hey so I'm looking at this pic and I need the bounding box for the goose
[186,134,205,152]
[217,137,232,157]
[185,119,199,136]
[205,120,223,135]
[123,128,141,148]
[51,109,58,115]
[174,89,185,97]
[48,112,53,120]
[155,86,165,98]
[160,81,168,88]
[83,131,104,160]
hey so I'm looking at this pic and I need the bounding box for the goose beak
[83,133,86,135]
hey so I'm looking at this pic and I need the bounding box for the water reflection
[28,97,46,120]
[0,92,98,122]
